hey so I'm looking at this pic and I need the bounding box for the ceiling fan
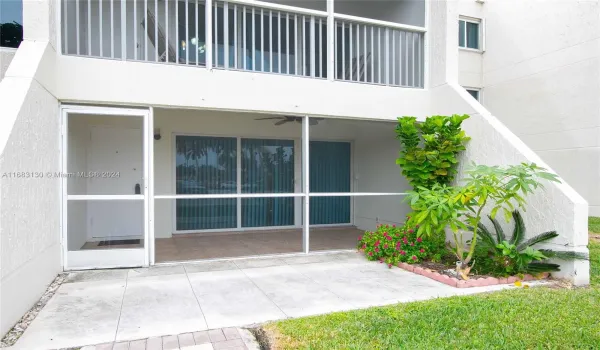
[255,116,324,126]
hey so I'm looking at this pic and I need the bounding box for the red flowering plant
[357,222,443,266]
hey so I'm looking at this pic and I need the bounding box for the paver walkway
[80,327,258,350]
[13,251,517,349]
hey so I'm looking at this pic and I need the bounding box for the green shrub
[473,210,588,276]
[395,115,471,190]
[357,223,445,267]
[405,162,560,279]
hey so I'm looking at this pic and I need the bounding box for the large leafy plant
[406,162,560,279]
[475,210,587,276]
[395,115,471,190]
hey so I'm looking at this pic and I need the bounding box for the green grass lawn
[590,216,600,234]
[264,227,600,349]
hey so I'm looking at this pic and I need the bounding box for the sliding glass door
[175,136,237,230]
[241,139,295,228]
[175,136,296,231]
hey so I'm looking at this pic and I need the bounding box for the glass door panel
[241,138,295,228]
[175,135,237,231]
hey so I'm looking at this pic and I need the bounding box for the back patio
[12,252,521,349]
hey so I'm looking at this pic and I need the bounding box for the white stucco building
[457,0,600,216]
[0,0,592,337]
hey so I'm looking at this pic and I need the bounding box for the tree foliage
[395,115,471,190]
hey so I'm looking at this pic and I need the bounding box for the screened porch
[63,107,411,267]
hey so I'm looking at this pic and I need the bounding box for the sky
[0,0,22,24]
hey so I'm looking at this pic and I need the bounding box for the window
[0,0,23,48]
[466,88,480,101]
[459,18,480,50]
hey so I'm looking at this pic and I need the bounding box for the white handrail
[224,0,327,17]
[334,13,426,33]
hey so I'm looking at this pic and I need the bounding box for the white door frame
[60,105,154,270]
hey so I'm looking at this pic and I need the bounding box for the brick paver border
[397,262,549,288]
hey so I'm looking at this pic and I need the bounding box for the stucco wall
[456,1,483,89]
[466,0,600,215]
[0,49,61,336]
[0,48,16,82]
[431,83,589,285]
[458,49,482,88]
[38,53,430,121]
[0,31,62,336]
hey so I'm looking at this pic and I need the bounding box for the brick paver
[207,329,226,343]
[79,327,256,349]
[162,334,180,349]
[193,330,211,344]
[129,339,147,350]
[178,332,196,347]
[222,327,241,340]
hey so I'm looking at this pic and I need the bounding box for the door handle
[135,183,141,194]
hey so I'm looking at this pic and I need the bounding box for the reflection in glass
[458,20,466,47]
[241,139,294,227]
[0,0,23,48]
[466,22,479,49]
[175,136,237,230]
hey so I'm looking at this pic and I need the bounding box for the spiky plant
[476,210,587,276]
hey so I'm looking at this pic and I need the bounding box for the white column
[326,0,334,81]
[206,0,214,69]
[302,116,310,253]
[143,107,154,266]
[147,107,155,265]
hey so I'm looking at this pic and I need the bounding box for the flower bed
[357,223,551,288]
[358,223,445,267]
[396,262,549,288]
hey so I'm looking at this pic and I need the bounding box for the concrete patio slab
[187,270,286,328]
[14,279,126,350]
[242,265,354,317]
[128,265,186,279]
[13,252,523,349]
[233,257,287,269]
[64,269,129,284]
[116,274,208,342]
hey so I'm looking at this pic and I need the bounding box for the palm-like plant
[476,210,587,275]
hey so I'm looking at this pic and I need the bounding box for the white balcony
[60,0,426,88]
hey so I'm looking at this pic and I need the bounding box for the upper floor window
[0,0,23,48]
[459,18,480,50]
[466,88,480,101]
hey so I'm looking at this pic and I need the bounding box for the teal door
[310,141,351,224]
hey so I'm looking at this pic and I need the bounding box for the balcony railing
[60,0,425,88]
